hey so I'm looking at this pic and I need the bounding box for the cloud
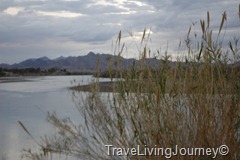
[0,0,239,63]
[3,7,24,15]
[36,10,85,18]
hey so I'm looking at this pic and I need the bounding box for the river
[0,75,104,160]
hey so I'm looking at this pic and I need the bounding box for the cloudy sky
[0,0,239,64]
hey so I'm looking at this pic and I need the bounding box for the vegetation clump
[20,10,240,160]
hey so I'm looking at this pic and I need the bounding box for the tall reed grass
[20,10,240,160]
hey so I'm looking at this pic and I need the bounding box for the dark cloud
[0,0,239,63]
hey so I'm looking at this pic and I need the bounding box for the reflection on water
[0,75,99,160]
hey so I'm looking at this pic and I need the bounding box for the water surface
[0,75,96,159]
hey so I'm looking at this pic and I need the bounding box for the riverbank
[0,77,34,83]
[70,81,116,92]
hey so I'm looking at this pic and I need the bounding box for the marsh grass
[20,10,240,160]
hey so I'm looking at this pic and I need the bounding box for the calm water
[0,75,103,160]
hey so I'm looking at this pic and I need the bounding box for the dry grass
[20,10,240,160]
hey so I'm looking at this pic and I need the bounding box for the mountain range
[0,52,166,73]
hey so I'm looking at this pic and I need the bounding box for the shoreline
[0,75,89,84]
[0,76,35,83]
[70,81,117,92]
[0,76,117,92]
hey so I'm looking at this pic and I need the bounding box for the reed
[21,10,240,160]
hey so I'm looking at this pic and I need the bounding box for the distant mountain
[0,52,172,73]
[53,56,66,61]
[10,56,51,69]
[0,63,10,68]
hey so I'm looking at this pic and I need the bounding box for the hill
[0,52,173,73]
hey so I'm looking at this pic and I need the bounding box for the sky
[0,0,239,64]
